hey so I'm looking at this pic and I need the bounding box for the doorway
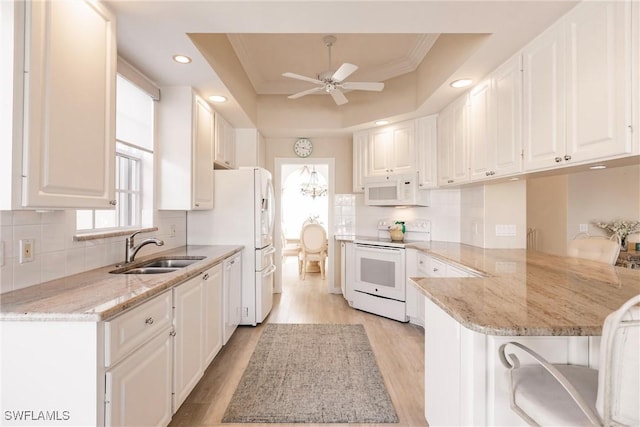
[274,158,335,294]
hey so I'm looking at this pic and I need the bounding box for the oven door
[354,243,406,301]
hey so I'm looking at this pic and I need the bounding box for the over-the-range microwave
[363,173,430,207]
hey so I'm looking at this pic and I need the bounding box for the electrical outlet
[19,239,34,264]
[170,224,176,238]
[579,224,588,233]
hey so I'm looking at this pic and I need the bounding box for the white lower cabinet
[203,264,223,366]
[105,331,173,427]
[104,290,173,427]
[223,253,242,344]
[173,263,227,412]
[173,275,205,411]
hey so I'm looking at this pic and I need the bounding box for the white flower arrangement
[594,220,640,241]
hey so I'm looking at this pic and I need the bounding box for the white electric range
[347,219,430,321]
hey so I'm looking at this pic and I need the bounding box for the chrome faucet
[125,230,164,263]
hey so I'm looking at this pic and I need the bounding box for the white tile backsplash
[0,209,188,293]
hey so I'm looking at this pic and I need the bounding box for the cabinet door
[214,113,235,169]
[416,116,438,188]
[352,131,368,192]
[390,121,416,174]
[451,96,470,183]
[223,254,242,344]
[173,276,204,412]
[468,79,494,181]
[193,95,214,210]
[105,330,173,427]
[493,55,523,176]
[368,128,393,176]
[565,1,632,162]
[522,21,566,171]
[202,264,223,366]
[22,0,116,208]
[437,106,454,185]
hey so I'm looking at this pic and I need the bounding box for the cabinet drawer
[105,291,172,367]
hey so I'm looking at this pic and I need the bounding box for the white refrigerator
[187,167,276,326]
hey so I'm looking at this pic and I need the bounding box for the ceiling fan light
[450,79,473,88]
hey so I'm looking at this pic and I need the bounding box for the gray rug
[222,323,399,423]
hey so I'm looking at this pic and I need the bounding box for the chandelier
[300,166,327,199]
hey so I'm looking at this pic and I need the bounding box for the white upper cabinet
[438,94,469,186]
[368,120,416,176]
[157,87,214,211]
[469,55,523,182]
[352,130,369,192]
[415,115,438,189]
[468,79,494,181]
[523,1,632,171]
[214,112,236,169]
[1,0,116,209]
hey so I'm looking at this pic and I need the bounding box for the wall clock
[293,138,313,158]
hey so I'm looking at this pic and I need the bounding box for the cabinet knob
[145,317,154,325]
[447,180,454,184]
[485,171,490,176]
[433,268,439,272]
[554,157,562,163]
[195,203,200,207]
[170,330,177,337]
[564,154,572,161]
[203,273,209,280]
[109,200,117,206]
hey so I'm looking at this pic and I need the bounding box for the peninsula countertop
[407,242,640,337]
[0,245,243,322]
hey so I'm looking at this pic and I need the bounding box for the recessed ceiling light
[450,79,473,88]
[589,165,607,170]
[375,120,389,126]
[208,95,227,103]
[173,54,192,64]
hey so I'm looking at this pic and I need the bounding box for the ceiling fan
[282,35,384,106]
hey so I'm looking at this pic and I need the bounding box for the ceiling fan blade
[288,86,324,99]
[282,72,323,85]
[331,63,358,83]
[340,81,385,92]
[330,89,349,106]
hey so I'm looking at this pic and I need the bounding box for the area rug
[222,323,399,423]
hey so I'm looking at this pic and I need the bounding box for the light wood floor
[168,259,427,427]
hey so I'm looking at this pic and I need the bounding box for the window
[77,75,154,232]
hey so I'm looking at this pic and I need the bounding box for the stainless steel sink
[110,256,206,274]
[139,258,203,268]
[123,267,180,274]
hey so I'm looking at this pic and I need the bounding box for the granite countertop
[407,241,640,337]
[0,245,243,322]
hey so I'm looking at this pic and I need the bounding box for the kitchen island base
[424,297,601,426]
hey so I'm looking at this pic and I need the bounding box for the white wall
[0,210,186,293]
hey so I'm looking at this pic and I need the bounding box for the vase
[389,229,404,241]
[621,238,627,251]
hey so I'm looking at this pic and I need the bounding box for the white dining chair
[567,233,621,265]
[498,294,640,426]
[299,223,328,280]
[281,231,302,274]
